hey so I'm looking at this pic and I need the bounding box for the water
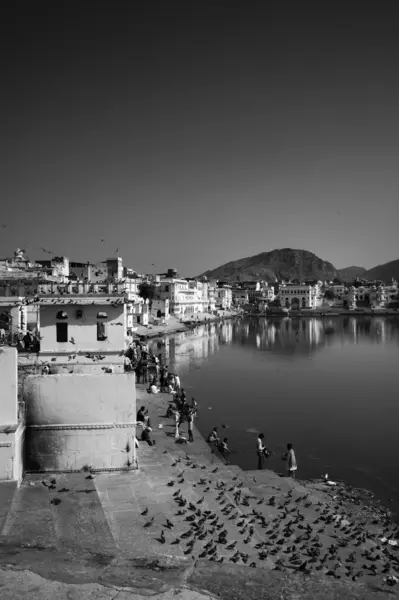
[150,316,399,517]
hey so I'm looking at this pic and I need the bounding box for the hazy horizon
[1,4,398,275]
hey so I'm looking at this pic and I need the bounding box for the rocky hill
[362,259,399,283]
[200,249,338,283]
[337,266,367,282]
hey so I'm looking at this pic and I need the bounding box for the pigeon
[167,481,175,487]
[141,508,149,516]
[50,498,61,506]
[144,517,155,528]
[165,518,174,529]
[156,531,166,544]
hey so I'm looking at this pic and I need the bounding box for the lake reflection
[151,316,399,517]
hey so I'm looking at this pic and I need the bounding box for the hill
[362,259,399,283]
[200,248,338,283]
[337,266,367,281]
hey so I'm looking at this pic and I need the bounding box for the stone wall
[24,373,136,472]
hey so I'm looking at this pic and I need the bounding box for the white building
[279,283,322,309]
[215,284,232,310]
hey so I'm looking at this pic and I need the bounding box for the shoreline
[246,309,399,317]
[134,310,242,341]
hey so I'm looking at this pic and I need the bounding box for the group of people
[0,328,40,352]
[257,433,298,477]
[167,389,198,443]
[207,427,230,460]
[132,340,298,477]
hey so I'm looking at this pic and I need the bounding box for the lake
[150,315,399,517]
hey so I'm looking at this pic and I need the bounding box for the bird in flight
[40,247,55,255]
[1,223,7,228]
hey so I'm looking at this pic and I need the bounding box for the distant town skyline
[1,3,398,275]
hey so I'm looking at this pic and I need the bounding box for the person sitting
[166,404,175,419]
[141,425,155,446]
[148,382,159,394]
[218,437,230,458]
[124,355,133,372]
[207,427,220,444]
[137,406,151,427]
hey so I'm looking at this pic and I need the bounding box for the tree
[138,282,156,310]
[324,289,335,300]
[269,297,281,307]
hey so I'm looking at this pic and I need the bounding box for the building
[232,287,249,306]
[279,283,322,309]
[36,281,127,373]
[343,286,357,309]
[150,299,169,322]
[215,283,232,310]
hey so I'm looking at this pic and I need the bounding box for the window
[165,285,169,292]
[56,322,68,342]
[97,322,107,341]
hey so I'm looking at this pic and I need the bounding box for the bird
[141,508,149,516]
[165,518,174,529]
[171,538,180,545]
[69,338,75,344]
[50,498,61,505]
[143,517,155,528]
[167,481,175,487]
[212,467,219,473]
[156,531,166,544]
[1,223,7,228]
[197,497,204,505]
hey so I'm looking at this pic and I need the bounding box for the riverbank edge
[135,311,242,340]
[247,309,399,317]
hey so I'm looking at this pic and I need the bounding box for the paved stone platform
[0,385,398,598]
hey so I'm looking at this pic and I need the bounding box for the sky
[1,3,399,276]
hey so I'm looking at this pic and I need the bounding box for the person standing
[190,397,198,417]
[174,410,180,439]
[175,373,181,390]
[187,410,194,442]
[257,433,269,470]
[286,443,297,478]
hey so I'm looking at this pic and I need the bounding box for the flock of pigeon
[140,452,399,588]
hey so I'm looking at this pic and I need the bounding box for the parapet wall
[24,374,136,471]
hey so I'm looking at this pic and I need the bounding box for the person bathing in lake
[256,433,270,470]
[284,443,297,478]
[218,437,230,459]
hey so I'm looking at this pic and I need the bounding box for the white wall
[24,374,136,471]
[0,347,18,424]
[40,302,125,354]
